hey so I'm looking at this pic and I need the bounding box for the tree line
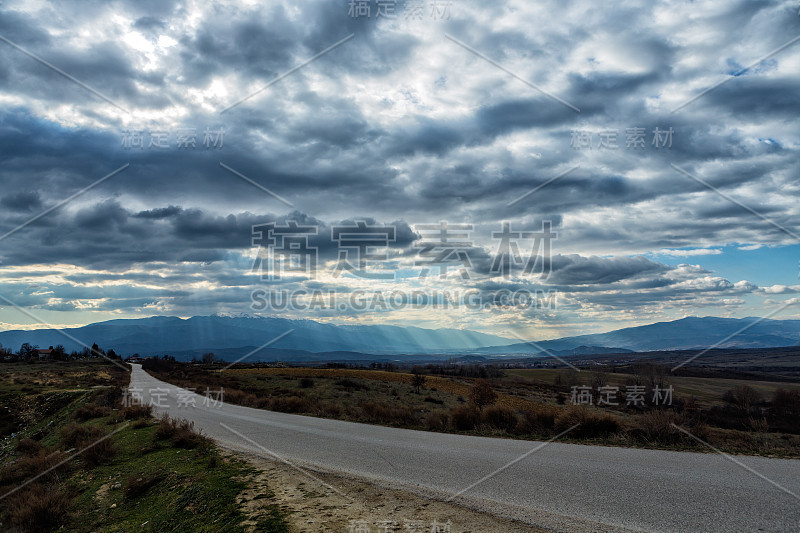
[0,342,119,362]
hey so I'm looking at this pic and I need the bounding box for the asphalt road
[130,365,800,532]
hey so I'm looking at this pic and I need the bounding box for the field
[144,360,800,458]
[504,368,800,406]
[0,361,289,533]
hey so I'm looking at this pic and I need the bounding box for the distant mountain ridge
[0,315,515,357]
[0,315,798,361]
[476,316,800,355]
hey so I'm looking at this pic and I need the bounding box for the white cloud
[656,248,723,257]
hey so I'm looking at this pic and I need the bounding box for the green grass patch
[0,363,290,533]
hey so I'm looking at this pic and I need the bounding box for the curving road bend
[130,365,800,532]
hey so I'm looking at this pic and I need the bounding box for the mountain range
[0,315,513,358]
[475,316,800,355]
[0,315,798,361]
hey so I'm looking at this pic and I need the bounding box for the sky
[0,0,798,341]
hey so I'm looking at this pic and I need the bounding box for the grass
[506,368,800,407]
[146,362,800,458]
[0,362,290,533]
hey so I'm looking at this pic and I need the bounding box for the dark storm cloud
[133,17,167,32]
[383,98,589,160]
[133,206,183,219]
[547,255,669,286]
[1,191,42,211]
[469,255,672,291]
[178,13,300,84]
[0,15,143,107]
[0,196,418,270]
[464,256,756,315]
[0,0,797,325]
[698,76,799,118]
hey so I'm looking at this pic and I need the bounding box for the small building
[37,348,53,361]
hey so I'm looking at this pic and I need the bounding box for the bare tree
[411,372,426,394]
[469,379,498,410]
[18,343,38,360]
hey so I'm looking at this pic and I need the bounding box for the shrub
[60,423,116,465]
[0,451,67,487]
[299,377,315,388]
[224,389,256,407]
[772,389,800,418]
[132,417,150,429]
[95,386,123,408]
[82,435,116,466]
[516,407,557,435]
[271,387,298,396]
[690,421,711,442]
[124,473,164,499]
[555,406,621,439]
[5,483,71,532]
[633,410,688,445]
[424,411,450,431]
[74,403,110,421]
[335,378,368,391]
[769,389,800,434]
[423,396,444,405]
[207,455,219,469]
[468,380,497,410]
[15,438,43,456]
[154,414,179,439]
[748,416,769,434]
[723,386,761,411]
[122,403,153,420]
[450,405,480,431]
[269,396,308,413]
[154,414,208,449]
[411,373,426,393]
[60,423,105,448]
[359,401,418,426]
[481,405,518,432]
[315,402,342,417]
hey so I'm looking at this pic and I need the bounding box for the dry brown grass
[124,472,165,500]
[555,406,622,438]
[0,450,68,488]
[59,423,116,465]
[4,483,71,533]
[515,406,558,435]
[450,405,481,431]
[358,401,418,426]
[231,367,542,411]
[15,438,43,456]
[121,403,153,420]
[424,411,450,430]
[481,404,517,431]
[73,403,110,421]
[153,414,209,449]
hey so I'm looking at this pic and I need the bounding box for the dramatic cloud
[0,0,798,337]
